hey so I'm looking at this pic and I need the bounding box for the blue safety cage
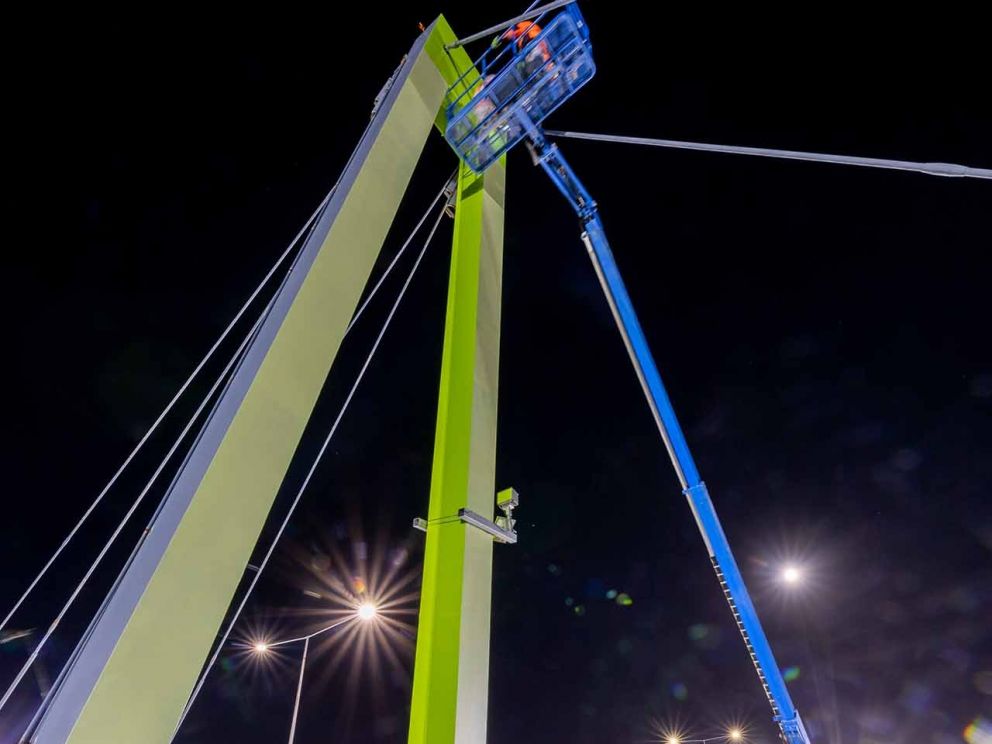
[444,4,596,173]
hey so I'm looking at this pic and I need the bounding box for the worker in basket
[500,20,551,75]
[463,18,555,160]
[471,19,552,115]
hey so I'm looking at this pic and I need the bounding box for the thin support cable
[545,129,992,180]
[0,194,330,639]
[348,175,454,332]
[18,162,379,741]
[173,190,449,739]
[24,171,450,743]
[0,91,392,637]
[17,295,280,743]
[446,0,575,49]
[446,0,564,101]
[0,303,271,716]
[11,78,395,733]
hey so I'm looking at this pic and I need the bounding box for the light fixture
[781,564,802,585]
[357,602,377,621]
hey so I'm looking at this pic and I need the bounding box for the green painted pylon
[408,157,506,744]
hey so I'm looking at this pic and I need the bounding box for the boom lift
[444,5,811,742]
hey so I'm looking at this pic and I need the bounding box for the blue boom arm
[528,132,811,744]
[442,3,810,737]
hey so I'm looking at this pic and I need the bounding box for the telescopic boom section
[444,4,810,740]
[528,132,811,744]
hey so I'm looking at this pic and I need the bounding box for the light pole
[254,603,378,744]
[287,636,309,744]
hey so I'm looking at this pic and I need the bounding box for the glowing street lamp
[781,564,803,586]
[357,602,377,621]
[660,729,746,744]
[248,605,378,743]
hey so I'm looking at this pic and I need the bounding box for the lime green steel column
[408,157,506,744]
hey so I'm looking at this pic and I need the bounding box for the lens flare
[719,716,752,744]
[782,564,802,585]
[648,717,690,744]
[965,716,992,744]
[357,602,377,621]
[224,518,421,739]
[279,520,422,731]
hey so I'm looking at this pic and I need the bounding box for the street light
[661,730,746,744]
[357,602,377,621]
[251,604,378,744]
[781,564,803,586]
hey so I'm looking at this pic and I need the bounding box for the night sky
[2,6,990,744]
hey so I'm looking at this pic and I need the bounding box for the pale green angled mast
[31,16,505,744]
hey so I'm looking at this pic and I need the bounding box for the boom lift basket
[444,4,596,173]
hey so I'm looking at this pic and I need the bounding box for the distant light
[357,603,377,621]
[781,564,803,585]
[253,641,269,654]
[728,728,744,742]
[666,737,680,744]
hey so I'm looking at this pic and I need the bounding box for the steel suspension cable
[0,90,397,637]
[446,0,575,49]
[0,294,274,716]
[6,62,425,734]
[348,178,453,331]
[16,292,281,743]
[545,129,992,180]
[172,181,452,738]
[0,196,329,640]
[19,176,453,740]
[17,170,428,744]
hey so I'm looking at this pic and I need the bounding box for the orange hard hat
[503,21,542,46]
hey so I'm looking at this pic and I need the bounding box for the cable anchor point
[443,176,458,219]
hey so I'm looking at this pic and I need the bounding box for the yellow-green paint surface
[406,19,507,744]
[423,17,477,131]
[407,156,506,744]
[61,26,451,744]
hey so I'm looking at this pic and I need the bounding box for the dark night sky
[2,6,990,744]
